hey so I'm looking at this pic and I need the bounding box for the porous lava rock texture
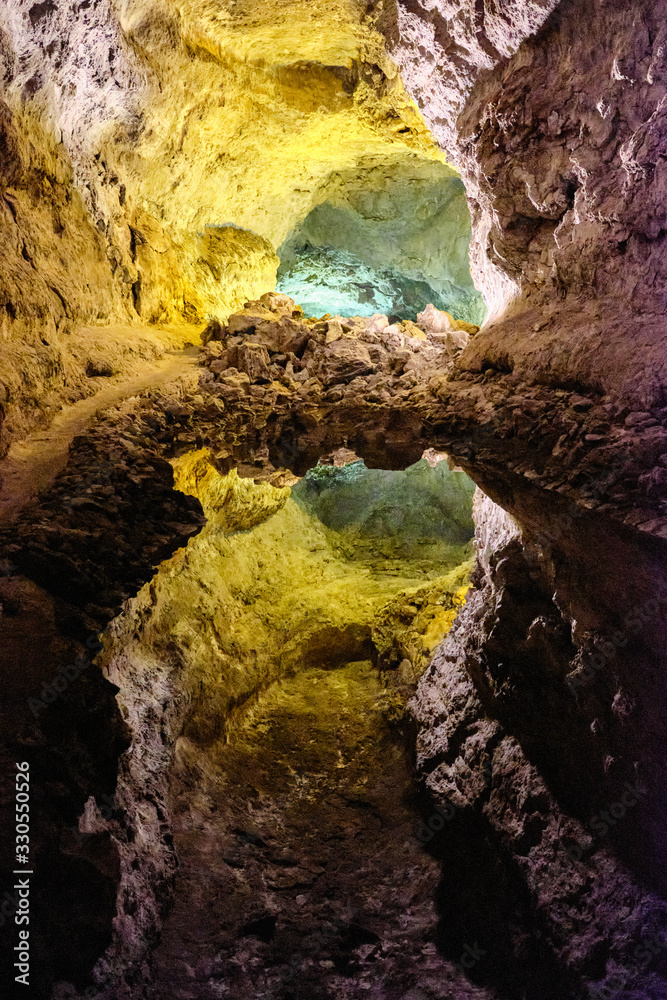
[386,0,667,400]
[377,0,667,995]
[0,0,449,449]
[2,289,664,996]
[0,1,666,999]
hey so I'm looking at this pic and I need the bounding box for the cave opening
[275,159,487,326]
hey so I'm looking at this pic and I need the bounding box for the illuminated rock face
[277,158,486,323]
[292,457,476,556]
[386,0,667,402]
[0,0,464,449]
[0,0,446,319]
[1,1,667,998]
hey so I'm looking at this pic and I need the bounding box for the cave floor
[0,342,199,526]
[146,662,492,1000]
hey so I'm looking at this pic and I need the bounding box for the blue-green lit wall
[276,165,486,324]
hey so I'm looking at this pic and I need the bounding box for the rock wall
[291,456,476,559]
[412,491,667,996]
[386,0,667,402]
[0,0,446,291]
[277,156,485,323]
[0,0,451,451]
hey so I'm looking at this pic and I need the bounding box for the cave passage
[276,165,486,325]
[132,454,479,999]
[149,662,476,1000]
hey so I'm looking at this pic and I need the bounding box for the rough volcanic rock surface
[0,0,448,337]
[386,0,667,406]
[3,291,665,997]
[144,661,494,1000]
[192,295,667,543]
[411,492,667,997]
[0,0,457,458]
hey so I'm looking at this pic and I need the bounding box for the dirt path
[0,347,200,526]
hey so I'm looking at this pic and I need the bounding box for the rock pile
[201,291,477,386]
[195,293,482,475]
[195,293,667,541]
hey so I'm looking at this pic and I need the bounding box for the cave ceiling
[4,0,447,244]
[0,2,667,999]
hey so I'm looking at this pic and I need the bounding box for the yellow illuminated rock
[103,461,472,747]
[102,0,450,322]
[0,0,459,437]
[172,448,290,527]
[111,0,445,243]
[372,571,472,678]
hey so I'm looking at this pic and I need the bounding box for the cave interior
[0,2,666,1000]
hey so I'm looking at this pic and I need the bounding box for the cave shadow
[416,796,587,1000]
[437,469,667,907]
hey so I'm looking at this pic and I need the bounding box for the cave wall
[373,1,667,992]
[385,0,667,405]
[411,488,667,995]
[0,0,452,452]
[291,456,476,558]
[0,0,448,303]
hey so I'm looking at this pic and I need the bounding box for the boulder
[428,328,469,351]
[400,320,427,340]
[258,291,297,316]
[416,303,479,338]
[365,313,390,335]
[416,303,455,333]
[200,318,226,344]
[325,320,346,344]
[227,343,272,382]
[454,319,480,336]
[251,316,310,356]
[314,339,375,387]
[209,355,229,375]
[227,307,277,335]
